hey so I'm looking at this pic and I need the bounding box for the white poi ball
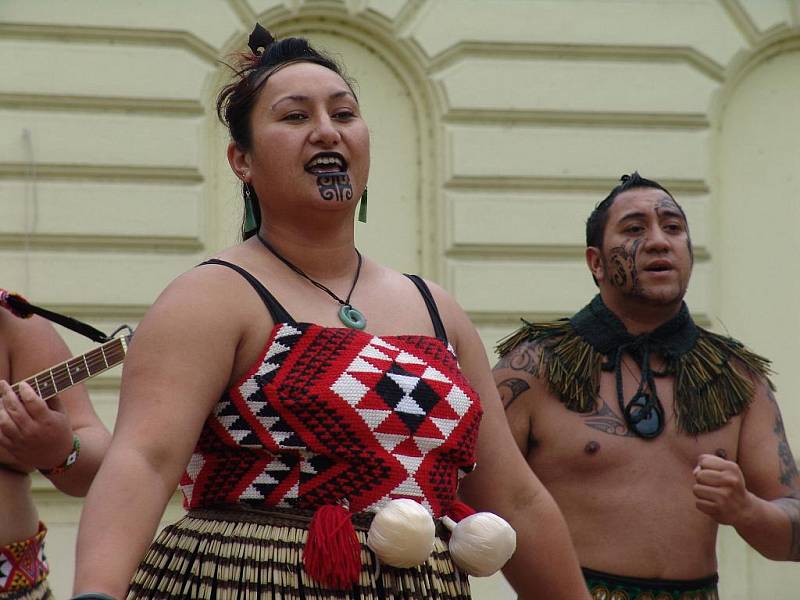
[443,512,517,577]
[367,499,436,568]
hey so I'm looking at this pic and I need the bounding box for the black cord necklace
[616,351,665,439]
[256,232,367,330]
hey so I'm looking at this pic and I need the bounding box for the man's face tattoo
[655,196,693,262]
[654,196,677,215]
[316,173,353,202]
[607,239,643,294]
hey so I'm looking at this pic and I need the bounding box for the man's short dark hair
[585,172,677,249]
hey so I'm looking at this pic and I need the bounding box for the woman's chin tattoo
[316,172,353,202]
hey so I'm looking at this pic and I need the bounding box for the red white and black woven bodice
[180,260,483,518]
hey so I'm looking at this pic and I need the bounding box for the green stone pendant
[339,304,367,330]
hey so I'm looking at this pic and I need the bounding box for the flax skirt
[126,508,471,600]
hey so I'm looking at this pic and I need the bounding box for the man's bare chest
[528,370,742,480]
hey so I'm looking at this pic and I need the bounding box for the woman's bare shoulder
[141,258,274,343]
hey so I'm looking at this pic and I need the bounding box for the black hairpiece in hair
[248,23,275,55]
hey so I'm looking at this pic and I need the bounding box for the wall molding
[0,22,219,64]
[469,310,712,329]
[445,175,709,194]
[227,0,258,28]
[715,27,800,104]
[471,310,572,326]
[446,243,710,262]
[708,27,800,175]
[0,233,202,253]
[443,109,709,130]
[0,93,204,116]
[0,163,203,183]
[428,41,725,82]
[717,0,761,46]
[27,303,147,320]
[392,0,432,38]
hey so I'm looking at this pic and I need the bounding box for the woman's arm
[73,269,246,598]
[430,284,590,600]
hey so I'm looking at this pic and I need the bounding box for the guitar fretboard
[12,336,130,401]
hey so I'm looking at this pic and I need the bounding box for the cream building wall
[1,1,799,598]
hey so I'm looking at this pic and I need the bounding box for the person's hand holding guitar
[0,380,74,474]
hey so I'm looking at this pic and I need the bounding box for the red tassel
[303,504,361,589]
[448,500,476,523]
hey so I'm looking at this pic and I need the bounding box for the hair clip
[248,23,276,55]
[620,174,631,182]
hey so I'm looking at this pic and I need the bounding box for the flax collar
[497,295,773,436]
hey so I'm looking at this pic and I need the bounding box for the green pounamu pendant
[339,304,367,330]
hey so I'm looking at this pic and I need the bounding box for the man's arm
[692,376,800,561]
[0,313,110,496]
[494,340,540,457]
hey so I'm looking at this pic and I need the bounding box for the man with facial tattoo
[494,172,800,599]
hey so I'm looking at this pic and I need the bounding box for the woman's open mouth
[305,152,348,174]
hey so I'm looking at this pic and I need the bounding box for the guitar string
[15,340,126,394]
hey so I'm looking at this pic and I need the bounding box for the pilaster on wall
[707,29,800,598]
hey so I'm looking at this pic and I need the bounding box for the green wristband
[40,433,80,476]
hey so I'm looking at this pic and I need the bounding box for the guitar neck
[12,335,131,401]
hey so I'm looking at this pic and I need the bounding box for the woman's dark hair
[216,25,355,240]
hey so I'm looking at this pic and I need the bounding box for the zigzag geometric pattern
[181,323,482,517]
[0,525,48,593]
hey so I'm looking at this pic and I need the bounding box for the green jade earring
[358,186,367,223]
[243,185,258,234]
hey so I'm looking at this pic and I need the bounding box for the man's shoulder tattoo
[497,377,530,411]
[494,340,541,377]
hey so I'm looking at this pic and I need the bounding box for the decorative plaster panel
[0,110,201,168]
[448,258,710,317]
[413,0,747,68]
[437,57,716,115]
[447,190,710,253]
[737,0,792,33]
[0,181,203,243]
[365,0,408,21]
[0,39,212,101]
[3,251,199,306]
[447,125,709,181]
[0,0,240,49]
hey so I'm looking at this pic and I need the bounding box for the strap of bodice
[404,274,448,344]
[198,259,295,325]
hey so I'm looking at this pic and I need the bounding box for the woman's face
[230,61,370,221]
